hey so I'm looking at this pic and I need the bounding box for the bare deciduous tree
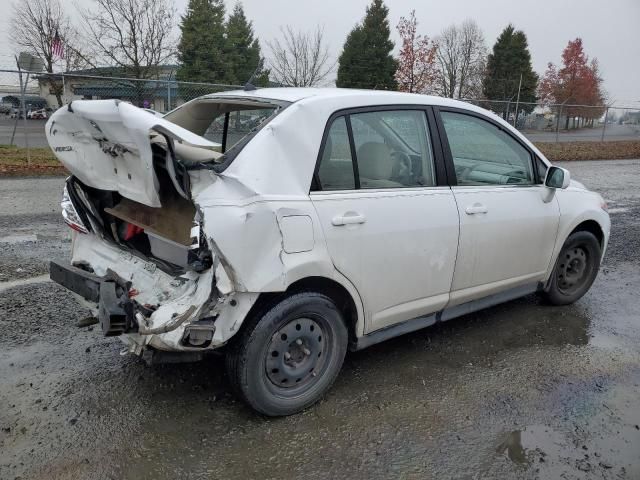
[267,26,334,87]
[434,19,486,99]
[11,0,90,106]
[79,0,177,80]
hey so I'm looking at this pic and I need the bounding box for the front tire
[543,231,601,305]
[225,292,348,416]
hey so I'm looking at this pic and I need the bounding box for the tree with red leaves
[539,38,605,128]
[395,10,438,93]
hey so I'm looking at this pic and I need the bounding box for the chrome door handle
[465,204,488,215]
[332,213,366,226]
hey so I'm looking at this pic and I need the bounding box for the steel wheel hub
[265,317,326,388]
[557,247,588,293]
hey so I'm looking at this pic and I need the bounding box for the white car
[46,89,610,416]
[27,108,48,119]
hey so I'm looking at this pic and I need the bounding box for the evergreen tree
[336,26,366,88]
[223,3,269,86]
[176,0,226,85]
[482,24,538,115]
[336,0,397,89]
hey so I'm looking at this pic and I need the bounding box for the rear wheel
[225,292,348,416]
[543,231,601,305]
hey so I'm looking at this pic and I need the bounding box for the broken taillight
[61,185,89,234]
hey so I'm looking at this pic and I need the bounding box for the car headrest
[357,142,392,180]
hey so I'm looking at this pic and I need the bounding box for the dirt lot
[1,159,639,480]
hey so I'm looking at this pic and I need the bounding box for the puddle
[496,381,640,477]
[0,274,50,293]
[0,234,38,244]
[497,425,566,465]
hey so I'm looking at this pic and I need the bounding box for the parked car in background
[46,89,610,416]
[27,108,48,119]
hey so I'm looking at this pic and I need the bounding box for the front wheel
[225,292,348,416]
[542,231,601,305]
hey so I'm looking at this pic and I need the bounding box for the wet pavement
[1,159,639,480]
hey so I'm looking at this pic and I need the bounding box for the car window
[441,111,534,186]
[203,107,276,151]
[350,110,436,189]
[316,116,356,191]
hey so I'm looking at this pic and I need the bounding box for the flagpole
[23,70,31,166]
[13,55,31,165]
[9,56,21,146]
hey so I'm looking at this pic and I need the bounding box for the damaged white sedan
[47,88,610,416]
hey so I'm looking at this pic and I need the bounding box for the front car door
[435,108,560,307]
[311,107,460,333]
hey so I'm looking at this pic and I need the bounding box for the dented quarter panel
[196,199,334,292]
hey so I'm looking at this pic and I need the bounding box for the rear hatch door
[45,100,220,207]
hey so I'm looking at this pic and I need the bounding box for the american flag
[52,30,64,59]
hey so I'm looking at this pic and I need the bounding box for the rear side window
[350,110,435,189]
[441,111,534,186]
[317,116,356,191]
[315,109,436,191]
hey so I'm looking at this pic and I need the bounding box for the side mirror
[544,166,570,189]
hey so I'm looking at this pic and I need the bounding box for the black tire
[542,231,601,305]
[225,292,348,416]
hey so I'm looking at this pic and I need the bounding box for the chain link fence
[463,98,640,144]
[0,69,241,150]
[1,68,640,156]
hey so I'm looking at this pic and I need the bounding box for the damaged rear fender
[195,199,367,338]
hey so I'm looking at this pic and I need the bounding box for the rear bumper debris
[50,260,101,303]
[50,260,137,336]
[50,234,258,354]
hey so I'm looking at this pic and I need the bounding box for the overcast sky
[1,0,638,105]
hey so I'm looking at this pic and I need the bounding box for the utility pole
[12,55,31,165]
[513,73,522,128]
[167,70,172,112]
[601,106,609,142]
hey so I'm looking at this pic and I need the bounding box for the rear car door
[435,108,560,306]
[311,107,460,333]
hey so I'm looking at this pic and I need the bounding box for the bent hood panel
[45,100,220,207]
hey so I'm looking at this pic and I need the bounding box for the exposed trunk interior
[67,144,211,274]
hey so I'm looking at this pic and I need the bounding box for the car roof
[207,87,475,109]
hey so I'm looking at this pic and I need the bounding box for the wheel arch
[569,219,604,247]
[544,213,609,285]
[242,276,363,346]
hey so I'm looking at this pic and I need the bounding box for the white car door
[311,109,459,333]
[436,109,560,306]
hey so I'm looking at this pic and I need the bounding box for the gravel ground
[0,160,639,480]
